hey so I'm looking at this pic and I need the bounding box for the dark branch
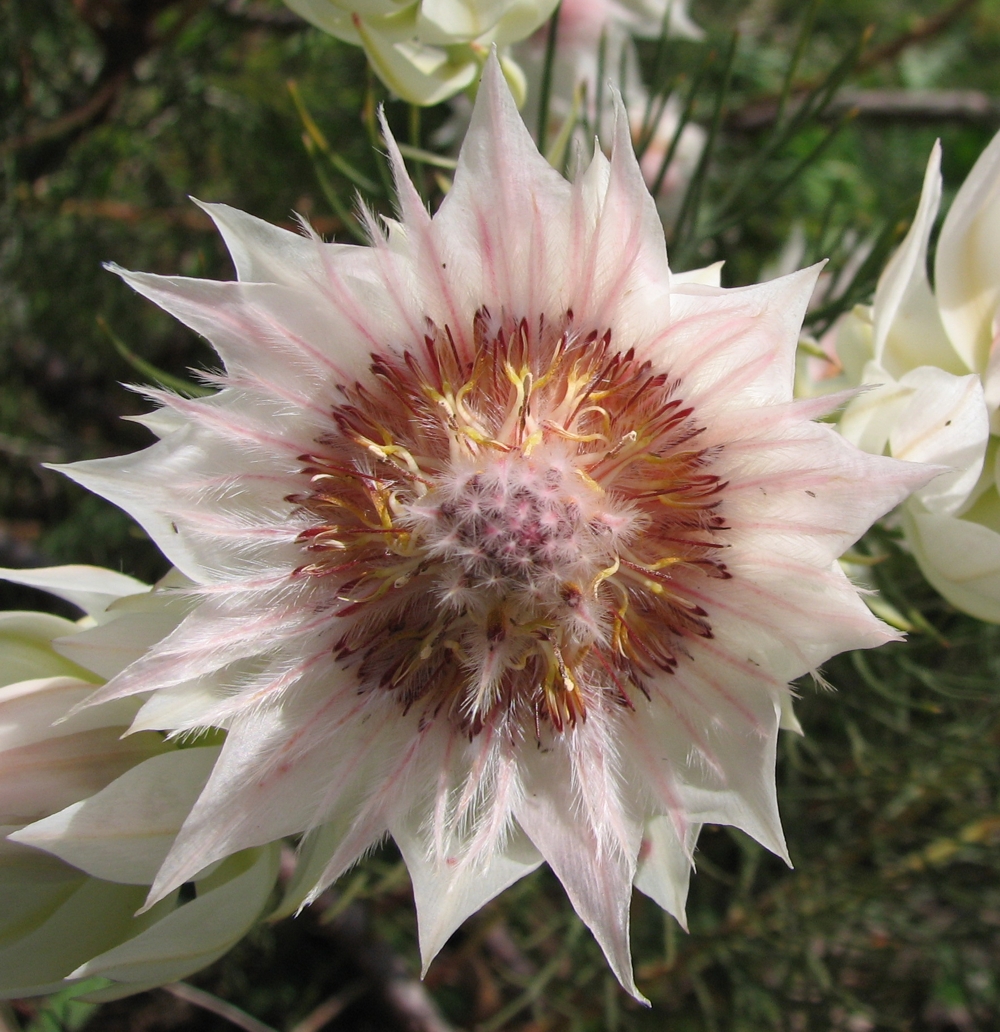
[730,88,1000,131]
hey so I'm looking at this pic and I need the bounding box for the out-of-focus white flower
[516,0,704,212]
[58,56,929,1000]
[519,0,703,113]
[0,565,280,1001]
[634,104,705,222]
[760,223,874,402]
[805,131,1000,622]
[284,0,558,104]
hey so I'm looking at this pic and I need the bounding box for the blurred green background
[3,1,1000,1029]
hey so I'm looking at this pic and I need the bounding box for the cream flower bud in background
[516,0,705,209]
[53,56,933,1000]
[0,565,279,1001]
[807,129,1000,622]
[284,0,558,104]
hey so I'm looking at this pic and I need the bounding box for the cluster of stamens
[288,309,730,737]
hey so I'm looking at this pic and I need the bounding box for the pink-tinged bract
[58,56,932,1000]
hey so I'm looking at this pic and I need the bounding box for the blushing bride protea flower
[58,56,931,1000]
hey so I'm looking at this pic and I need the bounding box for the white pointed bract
[58,57,930,1001]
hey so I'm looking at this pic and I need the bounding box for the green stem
[536,2,562,153]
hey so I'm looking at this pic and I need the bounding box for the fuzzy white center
[406,450,641,634]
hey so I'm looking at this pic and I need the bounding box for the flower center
[410,456,635,605]
[290,310,729,736]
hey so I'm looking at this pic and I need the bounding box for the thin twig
[833,87,1000,123]
[162,983,279,1032]
[476,920,583,1032]
[289,982,368,1032]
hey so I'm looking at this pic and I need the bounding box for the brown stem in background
[728,0,983,130]
[732,87,1000,131]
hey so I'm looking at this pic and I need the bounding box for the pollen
[289,308,730,737]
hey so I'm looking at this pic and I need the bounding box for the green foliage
[20,982,103,1032]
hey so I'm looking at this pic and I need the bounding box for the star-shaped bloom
[59,57,930,999]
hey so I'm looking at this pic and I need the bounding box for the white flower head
[0,566,280,1000]
[821,130,1000,622]
[284,0,558,104]
[58,56,930,1000]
